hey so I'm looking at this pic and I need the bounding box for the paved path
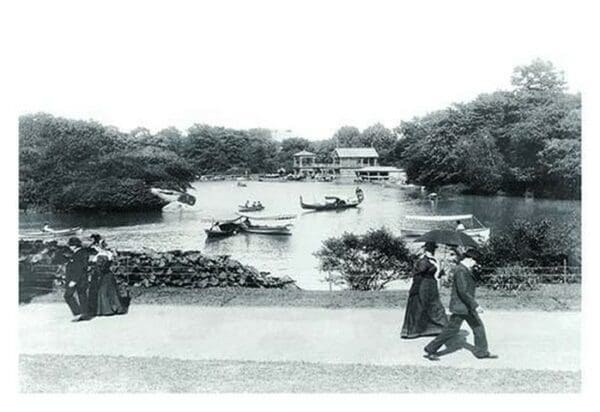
[19,303,580,371]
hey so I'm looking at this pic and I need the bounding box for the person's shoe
[71,315,82,322]
[477,353,499,359]
[74,315,93,322]
[423,351,441,361]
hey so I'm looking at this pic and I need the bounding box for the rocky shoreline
[19,239,299,303]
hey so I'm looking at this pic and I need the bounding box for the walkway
[19,303,580,371]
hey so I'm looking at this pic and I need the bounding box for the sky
[4,0,590,139]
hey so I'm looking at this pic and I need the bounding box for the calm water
[19,181,581,290]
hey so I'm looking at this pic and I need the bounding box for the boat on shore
[400,214,490,244]
[300,187,364,211]
[20,226,84,240]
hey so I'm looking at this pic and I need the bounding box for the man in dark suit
[423,248,498,360]
[63,237,92,322]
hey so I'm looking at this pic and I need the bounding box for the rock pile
[18,240,299,292]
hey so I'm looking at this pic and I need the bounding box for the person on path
[87,233,103,315]
[63,237,92,322]
[455,220,466,231]
[92,238,130,316]
[401,241,448,339]
[423,248,498,361]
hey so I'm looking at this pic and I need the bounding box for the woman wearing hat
[89,235,130,316]
[401,241,448,339]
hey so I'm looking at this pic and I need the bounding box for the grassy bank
[29,283,580,311]
[19,354,580,393]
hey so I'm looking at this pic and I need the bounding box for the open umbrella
[413,229,479,248]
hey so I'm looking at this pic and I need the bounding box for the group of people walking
[63,234,130,322]
[401,241,498,361]
[60,232,495,360]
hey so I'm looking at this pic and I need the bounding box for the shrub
[479,265,540,292]
[314,228,415,290]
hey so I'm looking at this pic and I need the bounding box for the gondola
[299,187,364,211]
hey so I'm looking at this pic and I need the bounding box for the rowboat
[236,212,297,221]
[238,204,264,212]
[239,221,293,235]
[300,187,364,211]
[204,219,242,239]
[238,214,294,235]
[400,214,490,244]
[20,226,83,240]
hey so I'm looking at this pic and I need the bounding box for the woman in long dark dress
[91,240,130,316]
[401,241,448,339]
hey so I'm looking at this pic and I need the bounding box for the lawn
[28,283,580,311]
[20,354,580,393]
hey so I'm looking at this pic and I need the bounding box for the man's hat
[67,237,82,247]
[89,233,102,243]
[464,248,482,261]
[424,241,437,249]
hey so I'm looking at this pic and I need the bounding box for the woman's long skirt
[96,272,130,316]
[401,276,448,339]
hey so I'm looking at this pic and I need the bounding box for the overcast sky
[6,0,589,139]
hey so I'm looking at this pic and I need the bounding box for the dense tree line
[19,113,196,212]
[19,59,581,213]
[395,59,581,199]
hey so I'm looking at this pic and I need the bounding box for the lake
[19,181,581,290]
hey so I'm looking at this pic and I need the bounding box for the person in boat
[63,237,93,322]
[89,236,130,317]
[257,201,263,208]
[244,200,250,208]
[401,241,448,339]
[456,220,466,231]
[424,248,498,361]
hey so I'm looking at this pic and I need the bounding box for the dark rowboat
[204,220,241,238]
[300,187,364,211]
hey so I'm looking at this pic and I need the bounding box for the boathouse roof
[334,147,379,158]
[293,150,316,157]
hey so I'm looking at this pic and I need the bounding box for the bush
[479,265,540,292]
[477,218,580,290]
[314,228,415,291]
[479,218,576,268]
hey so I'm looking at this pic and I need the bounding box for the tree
[511,59,567,93]
[360,123,397,163]
[456,132,507,194]
[396,59,581,199]
[314,228,414,291]
[277,137,315,171]
[19,113,196,212]
[332,126,361,147]
[537,139,581,198]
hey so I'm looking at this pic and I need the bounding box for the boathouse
[294,147,390,179]
[292,150,317,176]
